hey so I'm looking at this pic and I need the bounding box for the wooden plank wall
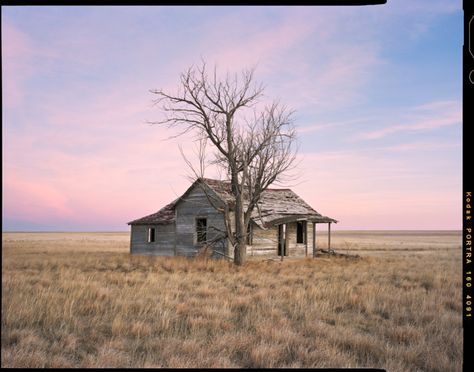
[130,183,316,259]
[130,224,175,256]
[175,186,228,257]
[249,226,278,256]
[250,221,312,257]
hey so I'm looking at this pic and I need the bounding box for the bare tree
[150,62,298,265]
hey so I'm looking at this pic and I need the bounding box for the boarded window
[148,227,155,243]
[296,221,306,244]
[196,218,207,244]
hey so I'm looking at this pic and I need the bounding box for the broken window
[148,227,155,243]
[296,221,306,244]
[196,218,207,244]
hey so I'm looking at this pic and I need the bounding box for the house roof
[128,178,337,227]
[249,187,337,228]
[127,200,177,225]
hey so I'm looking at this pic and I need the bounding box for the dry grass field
[2,231,462,370]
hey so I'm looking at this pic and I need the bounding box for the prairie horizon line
[2,229,463,233]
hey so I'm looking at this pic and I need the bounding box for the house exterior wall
[248,225,278,256]
[286,221,310,257]
[130,224,175,256]
[249,221,311,257]
[130,184,315,259]
[175,185,228,257]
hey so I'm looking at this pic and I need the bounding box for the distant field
[313,230,462,257]
[2,231,462,370]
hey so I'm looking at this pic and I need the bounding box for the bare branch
[149,60,299,265]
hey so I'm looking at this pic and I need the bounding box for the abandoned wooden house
[128,178,337,258]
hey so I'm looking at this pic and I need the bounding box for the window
[196,218,207,244]
[148,227,155,243]
[246,223,253,245]
[296,221,306,244]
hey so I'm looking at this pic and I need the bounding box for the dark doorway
[296,221,307,244]
[278,224,287,256]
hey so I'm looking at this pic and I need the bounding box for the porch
[247,216,337,259]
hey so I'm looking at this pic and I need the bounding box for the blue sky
[2,2,463,231]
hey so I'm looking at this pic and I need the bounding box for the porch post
[312,222,316,257]
[174,210,178,255]
[305,221,308,257]
[279,224,283,261]
[281,224,284,261]
[328,222,331,252]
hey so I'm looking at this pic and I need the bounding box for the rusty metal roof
[128,178,337,227]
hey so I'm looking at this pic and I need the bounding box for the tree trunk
[233,190,247,266]
[234,241,247,266]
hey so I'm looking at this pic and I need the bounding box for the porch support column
[328,222,332,252]
[305,221,308,257]
[173,210,178,255]
[280,224,284,261]
[312,222,316,257]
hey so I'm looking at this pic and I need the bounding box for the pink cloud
[265,40,381,111]
[2,83,195,228]
[2,7,461,231]
[187,8,381,111]
[2,22,35,108]
[291,149,461,230]
[3,171,73,221]
[3,141,189,228]
[208,13,316,74]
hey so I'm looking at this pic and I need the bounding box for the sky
[2,2,463,231]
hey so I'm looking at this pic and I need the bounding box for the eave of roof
[127,200,177,225]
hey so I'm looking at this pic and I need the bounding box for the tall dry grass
[2,232,462,370]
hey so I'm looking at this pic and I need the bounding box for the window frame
[296,221,307,244]
[195,217,207,245]
[147,227,156,243]
[246,223,253,245]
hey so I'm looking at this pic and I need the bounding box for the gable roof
[128,178,337,227]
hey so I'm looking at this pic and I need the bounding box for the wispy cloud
[293,146,461,229]
[354,100,461,140]
[187,7,383,111]
[299,118,369,134]
[207,10,316,74]
[2,22,36,109]
[383,140,461,152]
[2,5,461,230]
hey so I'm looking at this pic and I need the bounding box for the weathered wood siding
[249,225,278,256]
[130,183,315,259]
[286,222,308,257]
[175,185,228,257]
[249,221,311,257]
[130,224,175,256]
